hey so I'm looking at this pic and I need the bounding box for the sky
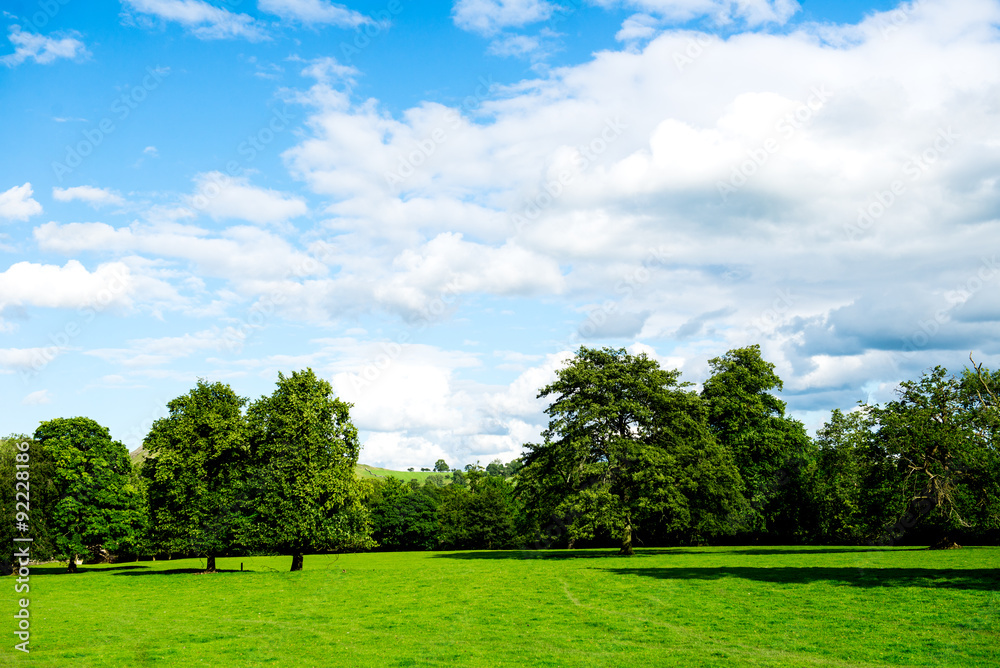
[1,0,998,470]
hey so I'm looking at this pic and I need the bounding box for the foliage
[33,417,142,571]
[0,435,59,572]
[701,345,814,537]
[520,346,745,555]
[242,368,374,570]
[439,476,521,550]
[434,459,450,472]
[141,380,248,569]
[864,366,1000,543]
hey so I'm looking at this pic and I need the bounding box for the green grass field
[4,546,998,667]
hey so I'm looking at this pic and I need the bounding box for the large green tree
[701,345,814,538]
[141,380,248,571]
[244,369,374,570]
[865,365,1000,547]
[520,347,744,555]
[0,435,58,574]
[33,418,142,572]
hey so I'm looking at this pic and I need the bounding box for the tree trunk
[67,555,78,573]
[206,555,217,572]
[619,524,634,556]
[290,553,304,571]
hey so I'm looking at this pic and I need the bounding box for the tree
[33,418,142,572]
[369,479,442,550]
[701,345,814,538]
[243,369,374,571]
[520,347,744,555]
[485,459,505,477]
[0,436,58,574]
[141,380,247,571]
[434,459,450,472]
[866,366,1000,547]
[439,476,520,550]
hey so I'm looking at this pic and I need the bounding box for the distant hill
[354,464,455,484]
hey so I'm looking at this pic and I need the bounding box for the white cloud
[121,0,268,41]
[187,172,309,224]
[1,27,87,66]
[452,0,556,35]
[86,328,240,367]
[0,183,42,221]
[487,33,542,58]
[52,186,125,208]
[616,13,660,42]
[22,389,52,405]
[258,0,371,26]
[0,349,64,374]
[599,0,800,26]
[0,260,133,310]
[33,220,324,285]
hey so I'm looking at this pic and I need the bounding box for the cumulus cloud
[1,27,88,66]
[121,0,268,41]
[258,0,372,26]
[0,183,42,221]
[599,0,800,26]
[280,0,1000,428]
[452,0,556,35]
[52,186,125,208]
[0,260,133,310]
[187,172,309,224]
[21,389,52,405]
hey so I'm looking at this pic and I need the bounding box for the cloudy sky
[2,0,998,469]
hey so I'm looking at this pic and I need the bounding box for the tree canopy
[141,380,248,570]
[33,418,142,572]
[243,368,374,570]
[520,347,744,555]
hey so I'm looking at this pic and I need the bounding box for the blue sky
[2,0,998,469]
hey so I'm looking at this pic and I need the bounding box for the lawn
[4,546,998,667]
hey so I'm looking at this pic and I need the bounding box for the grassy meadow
[4,545,998,667]
[354,463,455,485]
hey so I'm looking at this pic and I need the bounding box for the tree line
[3,347,998,574]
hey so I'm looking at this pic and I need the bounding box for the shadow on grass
[600,566,1000,590]
[433,546,924,560]
[112,568,251,576]
[24,564,151,575]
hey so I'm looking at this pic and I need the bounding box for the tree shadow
[434,549,681,560]
[600,566,1000,591]
[23,564,151,575]
[112,568,251,576]
[433,546,925,560]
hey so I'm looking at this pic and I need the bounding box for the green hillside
[354,463,454,484]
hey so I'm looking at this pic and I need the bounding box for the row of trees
[3,347,999,574]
